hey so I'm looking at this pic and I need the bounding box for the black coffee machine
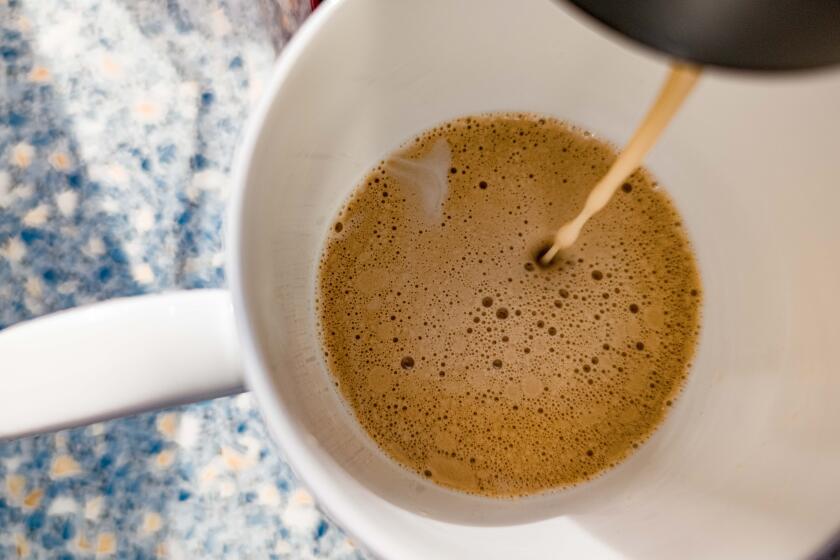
[565,0,840,71]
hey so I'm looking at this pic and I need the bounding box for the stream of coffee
[541,63,700,263]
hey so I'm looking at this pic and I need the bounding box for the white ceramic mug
[3,0,840,558]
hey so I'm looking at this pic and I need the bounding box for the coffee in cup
[317,113,701,497]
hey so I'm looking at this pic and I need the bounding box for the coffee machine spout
[565,0,840,71]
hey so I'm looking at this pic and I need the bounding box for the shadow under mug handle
[0,290,244,440]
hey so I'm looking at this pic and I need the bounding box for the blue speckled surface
[0,1,367,557]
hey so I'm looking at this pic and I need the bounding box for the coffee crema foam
[317,114,701,497]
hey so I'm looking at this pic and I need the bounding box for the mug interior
[233,0,840,557]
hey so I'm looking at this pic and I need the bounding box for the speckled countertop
[0,1,366,557]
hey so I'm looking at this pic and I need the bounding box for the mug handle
[0,290,243,440]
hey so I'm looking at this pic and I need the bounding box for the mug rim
[225,1,840,558]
